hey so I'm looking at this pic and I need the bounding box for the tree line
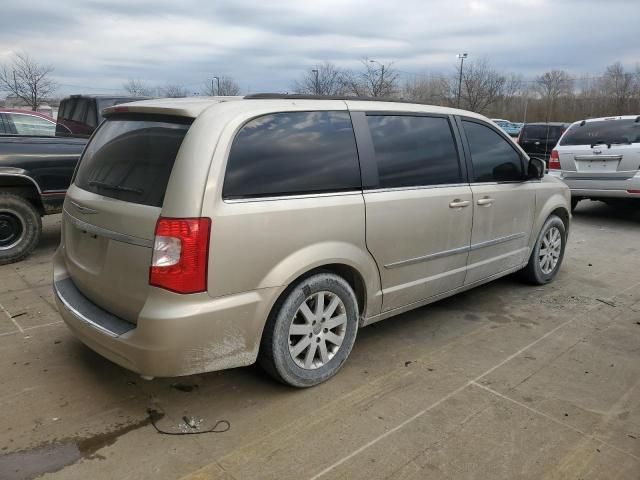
[2,52,639,123]
[293,59,640,122]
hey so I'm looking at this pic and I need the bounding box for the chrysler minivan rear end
[53,98,372,381]
[53,100,280,377]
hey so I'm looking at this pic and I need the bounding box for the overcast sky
[1,0,638,96]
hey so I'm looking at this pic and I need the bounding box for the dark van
[517,122,569,163]
[56,95,148,138]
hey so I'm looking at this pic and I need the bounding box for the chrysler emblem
[593,148,602,154]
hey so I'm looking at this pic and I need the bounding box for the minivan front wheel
[259,273,359,387]
[521,214,566,285]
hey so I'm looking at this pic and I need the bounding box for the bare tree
[123,79,154,96]
[202,76,240,96]
[599,62,636,113]
[402,74,449,104]
[160,83,188,98]
[293,62,347,96]
[456,59,506,113]
[343,59,399,97]
[0,52,56,110]
[535,70,574,119]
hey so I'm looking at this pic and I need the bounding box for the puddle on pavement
[0,414,159,480]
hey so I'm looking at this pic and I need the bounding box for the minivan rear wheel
[0,194,41,265]
[259,273,359,387]
[520,214,566,285]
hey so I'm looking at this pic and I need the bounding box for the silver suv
[53,95,571,387]
[549,115,640,209]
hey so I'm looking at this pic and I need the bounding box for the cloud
[0,0,638,96]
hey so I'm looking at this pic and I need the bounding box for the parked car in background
[0,135,86,263]
[492,119,521,137]
[548,115,640,210]
[0,108,59,137]
[54,95,570,388]
[56,94,149,138]
[517,122,569,164]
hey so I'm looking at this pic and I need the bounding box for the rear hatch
[62,114,192,323]
[520,124,565,160]
[557,117,640,179]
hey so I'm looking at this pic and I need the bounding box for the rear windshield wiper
[88,180,143,194]
[590,140,611,148]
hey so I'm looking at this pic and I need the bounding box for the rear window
[560,119,640,146]
[523,125,565,141]
[75,115,192,207]
[223,111,361,199]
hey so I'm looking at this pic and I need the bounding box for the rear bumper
[53,247,280,377]
[548,171,640,198]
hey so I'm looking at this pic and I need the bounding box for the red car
[0,108,62,136]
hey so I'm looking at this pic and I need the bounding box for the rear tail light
[150,217,211,294]
[628,190,640,194]
[549,149,561,170]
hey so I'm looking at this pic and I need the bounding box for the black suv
[517,122,569,163]
[56,95,147,138]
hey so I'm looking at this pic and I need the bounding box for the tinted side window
[463,120,524,182]
[223,111,361,199]
[366,115,461,188]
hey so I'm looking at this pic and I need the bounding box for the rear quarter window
[223,111,361,199]
[74,115,192,207]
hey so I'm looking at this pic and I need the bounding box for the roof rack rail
[579,119,586,126]
[242,93,440,107]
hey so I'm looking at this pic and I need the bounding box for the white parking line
[0,301,24,333]
[308,317,574,480]
[471,381,640,462]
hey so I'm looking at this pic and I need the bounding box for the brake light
[150,217,211,294]
[549,150,561,170]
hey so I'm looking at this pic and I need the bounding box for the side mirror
[527,157,545,180]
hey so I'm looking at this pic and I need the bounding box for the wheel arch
[0,174,44,215]
[530,192,571,252]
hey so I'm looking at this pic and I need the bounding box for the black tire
[520,215,566,285]
[0,194,42,265]
[259,273,359,387]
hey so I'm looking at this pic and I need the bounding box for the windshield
[560,119,640,146]
[74,115,192,207]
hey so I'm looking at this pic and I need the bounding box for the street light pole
[456,53,468,108]
[212,76,220,96]
[311,69,319,95]
[369,59,384,97]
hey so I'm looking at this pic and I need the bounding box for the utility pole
[212,76,220,96]
[369,59,384,97]
[312,69,319,95]
[456,53,468,108]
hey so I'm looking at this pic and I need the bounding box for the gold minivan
[53,95,571,387]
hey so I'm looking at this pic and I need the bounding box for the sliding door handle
[449,199,470,208]
[477,197,494,206]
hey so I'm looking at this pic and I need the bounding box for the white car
[549,115,640,209]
